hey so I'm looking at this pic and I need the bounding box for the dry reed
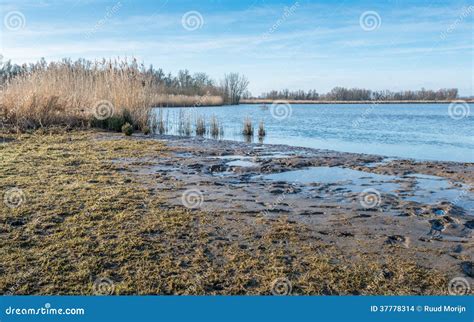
[242,117,254,137]
[0,58,223,132]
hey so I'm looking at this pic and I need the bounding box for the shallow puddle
[227,160,258,167]
[261,166,399,193]
[260,166,474,213]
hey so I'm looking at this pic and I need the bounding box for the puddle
[227,160,258,167]
[258,152,293,159]
[261,166,399,193]
[365,157,398,168]
[260,166,474,212]
[402,174,473,211]
[215,155,253,160]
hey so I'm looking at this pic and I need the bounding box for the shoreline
[240,99,474,105]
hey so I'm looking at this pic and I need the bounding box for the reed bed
[242,117,254,137]
[209,115,223,139]
[0,59,223,132]
[195,116,206,136]
[258,121,266,138]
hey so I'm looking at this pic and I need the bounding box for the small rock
[452,244,463,253]
[385,235,410,248]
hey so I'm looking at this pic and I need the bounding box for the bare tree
[220,73,249,105]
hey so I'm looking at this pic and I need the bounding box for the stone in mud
[188,163,203,170]
[428,219,446,236]
[460,261,473,277]
[384,235,410,248]
[452,244,463,253]
[208,164,226,172]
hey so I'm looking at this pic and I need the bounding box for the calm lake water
[154,103,473,162]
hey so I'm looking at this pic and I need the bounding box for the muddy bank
[115,133,473,281]
[1,130,471,295]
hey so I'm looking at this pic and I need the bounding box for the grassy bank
[0,129,448,295]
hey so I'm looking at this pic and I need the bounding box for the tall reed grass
[0,58,223,132]
[242,117,254,137]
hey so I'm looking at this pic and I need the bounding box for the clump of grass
[242,117,254,137]
[209,115,221,139]
[121,122,133,136]
[258,121,266,138]
[156,109,168,135]
[142,126,151,135]
[184,116,192,136]
[195,116,206,136]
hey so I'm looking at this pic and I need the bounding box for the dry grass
[0,130,449,295]
[195,116,206,136]
[209,115,222,139]
[0,59,222,132]
[242,117,254,137]
[258,121,266,138]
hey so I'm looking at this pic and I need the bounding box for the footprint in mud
[384,235,410,248]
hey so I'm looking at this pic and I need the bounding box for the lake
[154,103,473,162]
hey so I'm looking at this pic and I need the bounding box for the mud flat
[122,134,474,279]
[0,130,472,295]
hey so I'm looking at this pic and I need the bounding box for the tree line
[259,87,459,101]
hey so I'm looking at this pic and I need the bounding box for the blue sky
[0,0,473,96]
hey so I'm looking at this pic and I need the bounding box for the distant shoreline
[240,99,474,105]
